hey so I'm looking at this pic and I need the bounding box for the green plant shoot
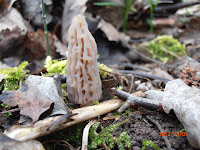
[142,139,160,150]
[89,119,131,150]
[147,0,160,32]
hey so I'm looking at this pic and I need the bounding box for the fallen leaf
[0,0,9,17]
[62,0,88,44]
[99,19,130,42]
[0,8,27,32]
[152,68,174,81]
[26,75,70,116]
[0,27,26,60]
[0,75,70,123]
[101,79,116,101]
[20,0,52,27]
[0,80,54,123]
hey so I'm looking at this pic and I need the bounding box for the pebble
[132,146,141,150]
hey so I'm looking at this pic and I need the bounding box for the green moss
[44,56,67,75]
[0,62,29,90]
[89,119,131,150]
[44,56,112,78]
[1,103,12,117]
[99,63,112,78]
[142,139,160,150]
[114,108,131,117]
[60,123,83,146]
[146,35,186,63]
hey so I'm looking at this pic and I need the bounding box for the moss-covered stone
[146,35,186,63]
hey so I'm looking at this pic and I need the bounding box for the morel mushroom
[67,14,102,105]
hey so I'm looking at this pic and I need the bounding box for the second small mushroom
[67,14,102,105]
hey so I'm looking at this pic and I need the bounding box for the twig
[128,76,134,93]
[112,88,163,113]
[4,99,123,141]
[111,63,151,72]
[99,68,154,82]
[82,120,96,150]
[42,140,76,150]
[155,0,200,13]
[118,70,170,83]
[146,116,172,150]
[160,47,182,61]
[0,108,20,114]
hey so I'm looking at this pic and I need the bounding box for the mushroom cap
[67,14,102,105]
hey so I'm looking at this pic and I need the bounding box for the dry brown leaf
[0,80,54,123]
[0,8,27,31]
[0,75,70,122]
[62,0,88,45]
[0,0,9,17]
[0,75,70,124]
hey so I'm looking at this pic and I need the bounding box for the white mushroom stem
[4,99,123,141]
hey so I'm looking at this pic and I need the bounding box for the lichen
[0,61,29,90]
[146,35,186,63]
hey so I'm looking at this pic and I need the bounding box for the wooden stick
[112,88,163,113]
[4,99,123,141]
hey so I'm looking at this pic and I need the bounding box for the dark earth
[40,107,198,150]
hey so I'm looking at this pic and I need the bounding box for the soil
[109,108,198,150]
[40,107,198,150]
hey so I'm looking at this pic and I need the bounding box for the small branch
[110,63,151,72]
[99,69,156,82]
[146,116,172,150]
[112,88,163,113]
[155,0,200,13]
[160,47,182,61]
[118,70,170,83]
[4,99,123,141]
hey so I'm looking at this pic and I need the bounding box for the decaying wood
[4,99,123,141]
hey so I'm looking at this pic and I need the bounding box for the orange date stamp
[159,132,188,136]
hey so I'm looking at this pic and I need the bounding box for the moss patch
[146,35,186,63]
[0,62,29,90]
